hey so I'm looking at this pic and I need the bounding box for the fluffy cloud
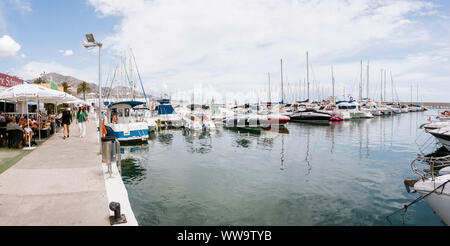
[0,35,21,58]
[59,49,74,56]
[88,0,448,102]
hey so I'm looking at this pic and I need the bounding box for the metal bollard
[109,202,127,225]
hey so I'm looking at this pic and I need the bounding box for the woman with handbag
[76,106,88,138]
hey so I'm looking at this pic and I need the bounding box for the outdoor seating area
[0,112,60,149]
[0,83,87,150]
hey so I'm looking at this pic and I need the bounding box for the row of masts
[269,52,422,104]
[104,48,148,105]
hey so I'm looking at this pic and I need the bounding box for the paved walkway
[0,115,110,225]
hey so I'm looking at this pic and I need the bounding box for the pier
[0,114,110,225]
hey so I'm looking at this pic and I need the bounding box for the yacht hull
[105,125,149,143]
[429,130,450,151]
[414,175,450,225]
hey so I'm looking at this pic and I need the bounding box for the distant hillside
[29,72,147,99]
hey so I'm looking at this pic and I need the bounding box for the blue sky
[1,0,450,103]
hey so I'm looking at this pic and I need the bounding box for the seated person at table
[6,117,23,131]
[44,117,53,127]
[30,118,39,131]
[39,112,47,122]
[23,124,34,145]
[6,118,25,147]
[18,117,27,127]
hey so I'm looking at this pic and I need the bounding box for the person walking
[62,106,72,139]
[76,106,88,138]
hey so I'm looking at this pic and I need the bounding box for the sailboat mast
[366,61,369,100]
[390,71,394,103]
[380,69,383,102]
[384,70,387,103]
[416,83,419,103]
[306,52,309,101]
[129,49,134,100]
[360,60,362,102]
[331,66,335,104]
[268,72,271,104]
[280,59,284,104]
[410,84,413,105]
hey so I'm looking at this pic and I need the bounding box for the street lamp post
[81,34,103,154]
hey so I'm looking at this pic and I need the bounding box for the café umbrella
[0,83,67,149]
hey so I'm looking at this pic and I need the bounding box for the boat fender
[439,166,450,176]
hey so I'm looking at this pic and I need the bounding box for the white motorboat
[392,107,401,114]
[428,126,450,151]
[183,115,202,131]
[400,105,409,113]
[420,121,450,131]
[336,101,364,119]
[104,101,149,143]
[154,99,183,128]
[413,174,450,225]
[360,109,374,118]
[224,114,270,129]
[290,109,332,123]
[379,105,393,115]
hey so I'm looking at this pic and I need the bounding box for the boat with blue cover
[154,98,183,128]
[104,101,149,143]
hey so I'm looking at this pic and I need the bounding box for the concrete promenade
[0,114,110,225]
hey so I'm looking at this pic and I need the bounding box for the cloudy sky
[0,0,449,103]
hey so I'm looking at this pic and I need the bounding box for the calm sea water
[120,109,448,226]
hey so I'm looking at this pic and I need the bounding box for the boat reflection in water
[156,131,174,145]
[182,129,215,154]
[120,145,150,184]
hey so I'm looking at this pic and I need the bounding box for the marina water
[120,109,445,226]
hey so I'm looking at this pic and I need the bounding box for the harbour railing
[411,155,450,181]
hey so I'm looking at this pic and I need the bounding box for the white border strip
[102,161,139,226]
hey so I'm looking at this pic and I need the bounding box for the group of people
[61,106,89,139]
[1,111,56,146]
[0,104,91,147]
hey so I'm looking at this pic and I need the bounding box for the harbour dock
[0,115,110,225]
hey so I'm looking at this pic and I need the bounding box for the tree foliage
[33,77,46,84]
[77,82,92,101]
[61,82,70,93]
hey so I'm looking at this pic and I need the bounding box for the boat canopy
[108,101,145,108]
[157,99,171,104]
[156,104,175,115]
[336,100,356,104]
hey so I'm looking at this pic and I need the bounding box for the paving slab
[0,114,110,226]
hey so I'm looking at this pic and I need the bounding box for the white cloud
[59,49,74,56]
[88,0,449,102]
[0,35,21,58]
